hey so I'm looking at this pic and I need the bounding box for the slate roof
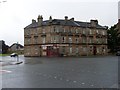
[24,19,107,30]
[10,43,24,48]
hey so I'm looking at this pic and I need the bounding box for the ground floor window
[35,46,38,55]
[62,46,65,54]
[42,37,46,43]
[97,47,99,53]
[83,47,87,52]
[43,51,46,56]
[69,47,72,53]
[76,47,79,54]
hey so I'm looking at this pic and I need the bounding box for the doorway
[93,46,96,55]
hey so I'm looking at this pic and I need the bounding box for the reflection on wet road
[2,55,119,88]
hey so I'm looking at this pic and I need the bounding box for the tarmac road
[1,55,119,88]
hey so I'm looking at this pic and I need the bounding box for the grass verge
[0,54,10,56]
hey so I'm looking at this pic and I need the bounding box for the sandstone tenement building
[117,19,120,35]
[24,15,108,57]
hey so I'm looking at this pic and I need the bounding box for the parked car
[10,53,18,57]
[116,51,120,56]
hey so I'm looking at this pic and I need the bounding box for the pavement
[1,55,119,88]
[0,55,23,66]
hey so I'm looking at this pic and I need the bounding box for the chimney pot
[70,18,74,21]
[65,16,68,20]
[37,15,43,22]
[32,19,36,23]
[49,16,52,20]
[49,16,52,23]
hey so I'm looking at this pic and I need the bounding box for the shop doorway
[47,46,59,57]
[93,46,96,55]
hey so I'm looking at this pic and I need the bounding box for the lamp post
[16,42,19,62]
[0,0,7,3]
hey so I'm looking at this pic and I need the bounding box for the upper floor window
[76,47,79,53]
[52,26,59,33]
[102,31,106,35]
[53,36,56,43]
[89,29,92,34]
[26,29,30,35]
[56,35,59,43]
[51,37,53,43]
[64,28,66,33]
[34,29,38,35]
[54,27,60,33]
[96,38,99,43]
[56,27,59,33]
[50,36,58,43]
[83,30,86,34]
[76,29,79,33]
[70,29,73,33]
[62,37,66,43]
[82,38,86,43]
[27,38,30,44]
[75,38,79,43]
[34,37,38,44]
[89,38,92,43]
[50,28,53,33]
[105,39,107,44]
[96,30,99,34]
[53,36,59,43]
[53,27,56,32]
[69,37,72,43]
[43,28,45,34]
[42,37,46,43]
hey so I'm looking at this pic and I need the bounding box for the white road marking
[54,76,57,79]
[66,79,69,82]
[43,74,47,76]
[73,81,77,83]
[60,78,63,80]
[82,83,85,85]
[0,70,12,73]
[90,84,94,87]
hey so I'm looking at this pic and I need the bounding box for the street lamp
[0,0,7,3]
[16,42,19,62]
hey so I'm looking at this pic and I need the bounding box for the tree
[107,24,120,53]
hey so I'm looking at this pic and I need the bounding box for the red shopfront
[47,45,59,57]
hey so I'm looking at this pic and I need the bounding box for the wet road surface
[1,55,119,88]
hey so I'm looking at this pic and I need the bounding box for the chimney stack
[65,16,68,21]
[49,16,52,23]
[32,19,36,23]
[90,19,98,27]
[37,15,43,26]
[70,18,74,21]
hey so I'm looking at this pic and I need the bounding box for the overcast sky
[0,0,119,46]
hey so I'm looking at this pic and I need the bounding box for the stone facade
[8,43,24,54]
[116,19,120,49]
[24,15,108,57]
[117,19,120,34]
[0,40,9,54]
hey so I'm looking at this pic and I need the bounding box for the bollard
[16,55,19,62]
